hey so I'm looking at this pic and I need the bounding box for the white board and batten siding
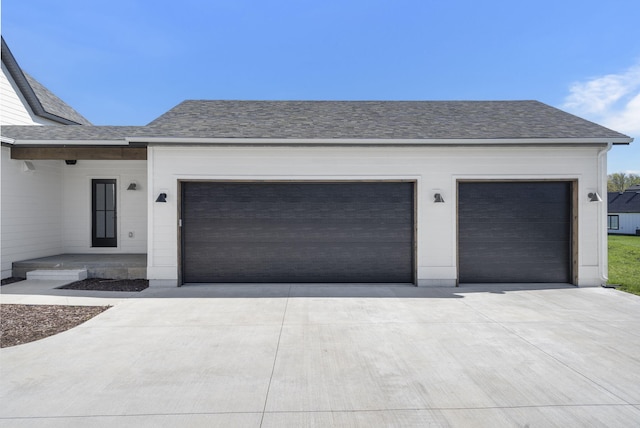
[609,213,640,235]
[147,144,606,287]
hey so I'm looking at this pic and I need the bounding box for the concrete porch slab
[12,254,146,280]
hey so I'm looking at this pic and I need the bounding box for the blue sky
[2,0,638,173]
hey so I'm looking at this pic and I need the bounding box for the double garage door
[180,181,573,284]
[181,182,415,283]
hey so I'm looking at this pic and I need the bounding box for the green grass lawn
[608,235,640,295]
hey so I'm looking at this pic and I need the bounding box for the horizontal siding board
[61,160,147,253]
[1,63,38,125]
[1,148,64,277]
[146,145,606,286]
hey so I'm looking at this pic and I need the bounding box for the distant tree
[608,172,640,192]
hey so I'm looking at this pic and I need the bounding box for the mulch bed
[1,278,144,348]
[58,278,149,292]
[1,277,25,286]
[0,304,109,348]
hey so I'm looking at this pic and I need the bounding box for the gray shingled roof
[1,100,633,143]
[1,125,144,141]
[1,37,92,125]
[23,72,92,125]
[608,190,640,213]
[146,100,631,140]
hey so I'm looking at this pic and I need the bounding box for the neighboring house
[608,185,640,235]
[0,41,634,287]
[1,37,93,279]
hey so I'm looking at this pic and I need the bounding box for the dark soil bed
[59,278,149,292]
[0,304,109,348]
[1,277,25,286]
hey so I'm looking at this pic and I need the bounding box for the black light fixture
[65,160,77,165]
[127,182,137,191]
[588,192,602,202]
[155,192,167,203]
[434,193,445,203]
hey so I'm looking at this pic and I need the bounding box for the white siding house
[1,37,146,279]
[608,187,640,235]
[1,37,92,279]
[148,144,607,286]
[2,99,633,287]
[1,39,634,287]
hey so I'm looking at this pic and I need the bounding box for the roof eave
[4,135,633,147]
[128,137,633,145]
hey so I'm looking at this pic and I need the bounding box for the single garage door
[181,182,414,283]
[458,181,572,283]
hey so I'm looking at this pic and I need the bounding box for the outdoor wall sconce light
[155,192,167,203]
[65,160,77,165]
[434,193,445,203]
[22,161,35,172]
[127,182,137,191]
[588,192,602,202]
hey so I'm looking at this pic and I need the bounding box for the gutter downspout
[597,142,613,285]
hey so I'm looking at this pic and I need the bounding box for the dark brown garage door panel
[182,182,414,283]
[458,182,571,283]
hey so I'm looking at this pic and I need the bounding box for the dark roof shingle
[1,100,632,143]
[1,37,92,125]
[608,191,640,213]
[23,72,92,125]
[146,100,630,140]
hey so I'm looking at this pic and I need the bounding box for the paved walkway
[1,281,640,427]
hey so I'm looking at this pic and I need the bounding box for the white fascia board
[1,136,15,144]
[128,137,633,145]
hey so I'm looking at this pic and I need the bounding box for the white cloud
[562,63,640,136]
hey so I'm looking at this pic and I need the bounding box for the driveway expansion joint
[259,285,292,427]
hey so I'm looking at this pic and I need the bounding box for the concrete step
[26,269,88,281]
[12,254,147,279]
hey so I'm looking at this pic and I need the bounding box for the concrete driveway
[1,282,640,427]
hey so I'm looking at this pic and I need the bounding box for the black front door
[92,179,117,247]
